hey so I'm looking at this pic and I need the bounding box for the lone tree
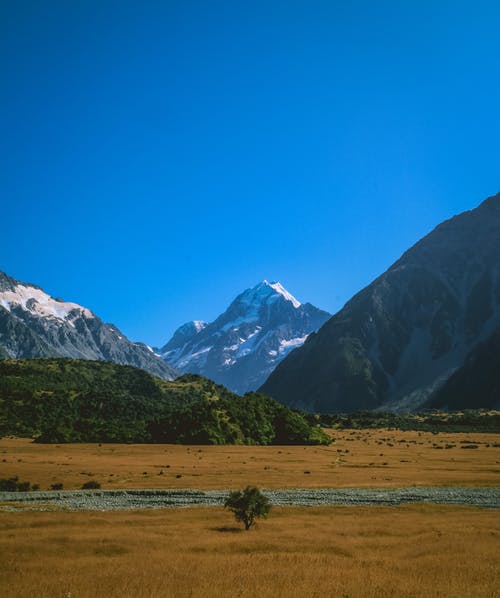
[224,486,271,530]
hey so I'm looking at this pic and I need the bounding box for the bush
[50,483,64,490]
[0,477,19,491]
[82,480,101,490]
[224,486,271,530]
[0,477,31,492]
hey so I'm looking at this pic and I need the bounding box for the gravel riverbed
[1,486,499,511]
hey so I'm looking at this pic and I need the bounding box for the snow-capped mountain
[158,280,331,394]
[0,270,178,380]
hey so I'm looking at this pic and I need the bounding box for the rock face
[425,324,500,411]
[0,270,178,380]
[158,281,331,394]
[260,193,500,412]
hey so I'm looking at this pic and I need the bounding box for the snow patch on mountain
[235,327,262,358]
[266,281,301,308]
[192,320,207,332]
[278,334,309,355]
[0,284,94,323]
[176,346,212,370]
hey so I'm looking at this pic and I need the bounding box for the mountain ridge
[159,280,331,394]
[0,270,178,380]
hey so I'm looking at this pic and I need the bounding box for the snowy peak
[217,281,303,331]
[159,280,331,394]
[236,280,301,310]
[264,280,301,308]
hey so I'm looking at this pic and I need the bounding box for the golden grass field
[1,431,499,597]
[1,429,499,490]
[0,504,499,597]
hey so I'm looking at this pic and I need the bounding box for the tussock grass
[0,504,498,597]
[1,430,498,491]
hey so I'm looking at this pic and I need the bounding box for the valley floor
[1,429,498,491]
[0,504,498,598]
[1,430,499,597]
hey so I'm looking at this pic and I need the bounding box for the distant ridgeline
[0,359,330,445]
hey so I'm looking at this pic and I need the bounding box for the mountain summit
[260,192,500,412]
[158,280,331,394]
[0,270,178,380]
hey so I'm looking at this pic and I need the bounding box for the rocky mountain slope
[159,280,330,394]
[425,324,500,411]
[0,270,178,380]
[260,192,500,412]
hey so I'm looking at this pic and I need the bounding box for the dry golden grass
[0,504,498,597]
[1,430,499,490]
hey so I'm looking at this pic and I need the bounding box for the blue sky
[2,1,499,346]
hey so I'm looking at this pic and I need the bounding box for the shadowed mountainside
[261,193,500,413]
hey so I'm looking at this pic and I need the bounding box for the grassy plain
[1,431,499,597]
[0,504,499,597]
[1,430,499,490]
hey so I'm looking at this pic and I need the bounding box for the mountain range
[1,192,499,414]
[260,192,500,412]
[158,281,331,394]
[0,270,178,380]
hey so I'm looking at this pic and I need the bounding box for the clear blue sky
[2,1,499,346]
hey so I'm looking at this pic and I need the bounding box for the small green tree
[224,486,271,530]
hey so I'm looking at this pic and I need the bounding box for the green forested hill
[0,359,329,445]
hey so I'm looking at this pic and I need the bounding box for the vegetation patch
[311,410,500,433]
[0,359,329,445]
[0,477,34,492]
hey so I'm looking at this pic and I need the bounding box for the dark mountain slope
[425,325,500,410]
[260,193,500,412]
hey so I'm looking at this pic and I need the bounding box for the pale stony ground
[1,486,499,511]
